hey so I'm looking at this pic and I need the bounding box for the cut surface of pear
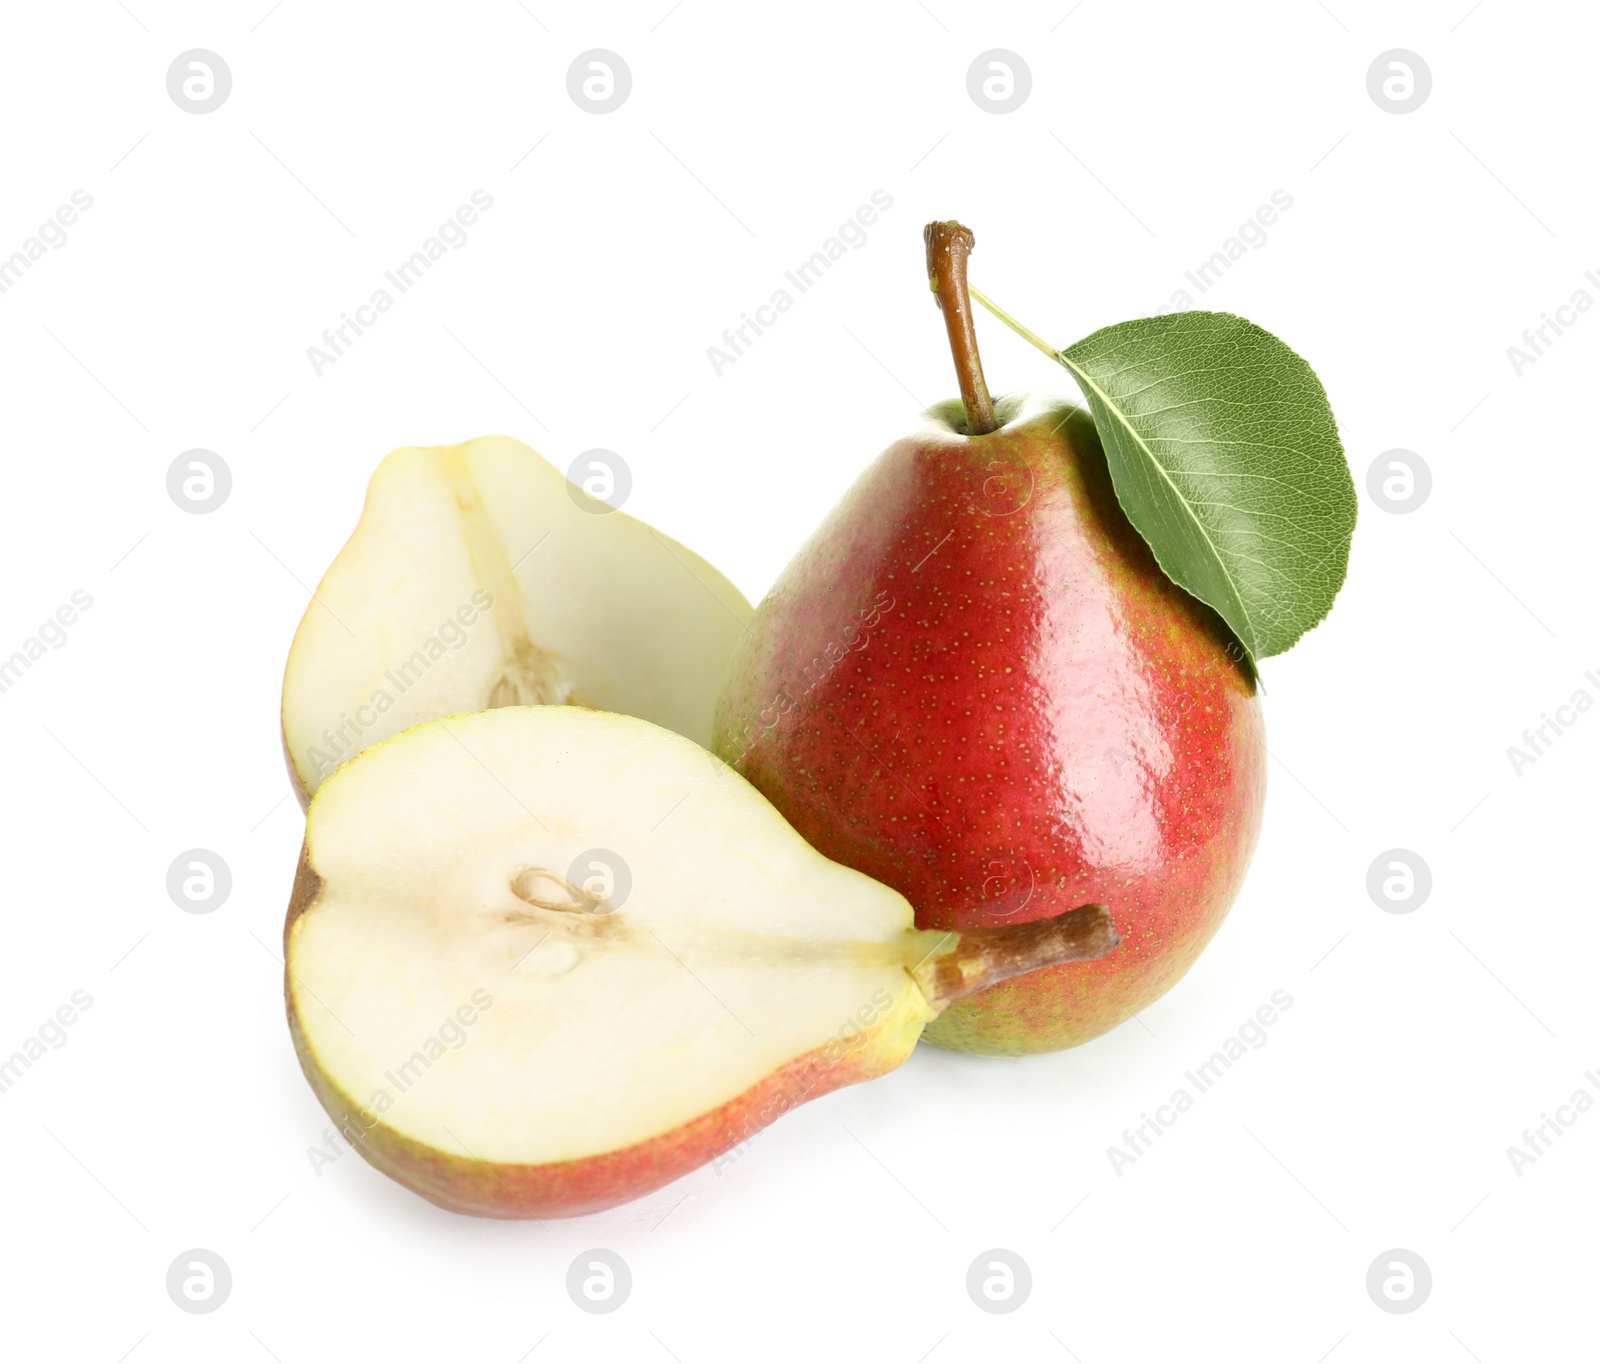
[285,706,1118,1218]
[280,435,751,802]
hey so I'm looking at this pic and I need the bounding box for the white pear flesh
[280,436,752,800]
[286,707,940,1185]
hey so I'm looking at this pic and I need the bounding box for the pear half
[280,436,752,802]
[285,706,1119,1218]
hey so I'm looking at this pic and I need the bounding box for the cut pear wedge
[285,706,1120,1218]
[280,435,752,802]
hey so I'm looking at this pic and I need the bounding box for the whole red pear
[711,223,1266,1055]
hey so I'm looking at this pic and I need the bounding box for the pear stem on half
[910,903,1119,1010]
[924,220,999,436]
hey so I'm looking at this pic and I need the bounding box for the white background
[0,1,1594,1360]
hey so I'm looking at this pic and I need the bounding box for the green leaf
[1056,311,1356,661]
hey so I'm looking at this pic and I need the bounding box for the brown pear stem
[911,903,1119,1009]
[924,220,998,436]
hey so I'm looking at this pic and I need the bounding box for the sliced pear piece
[280,435,752,802]
[285,706,1119,1218]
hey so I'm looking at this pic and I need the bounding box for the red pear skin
[714,399,1266,1055]
[287,997,904,1219]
